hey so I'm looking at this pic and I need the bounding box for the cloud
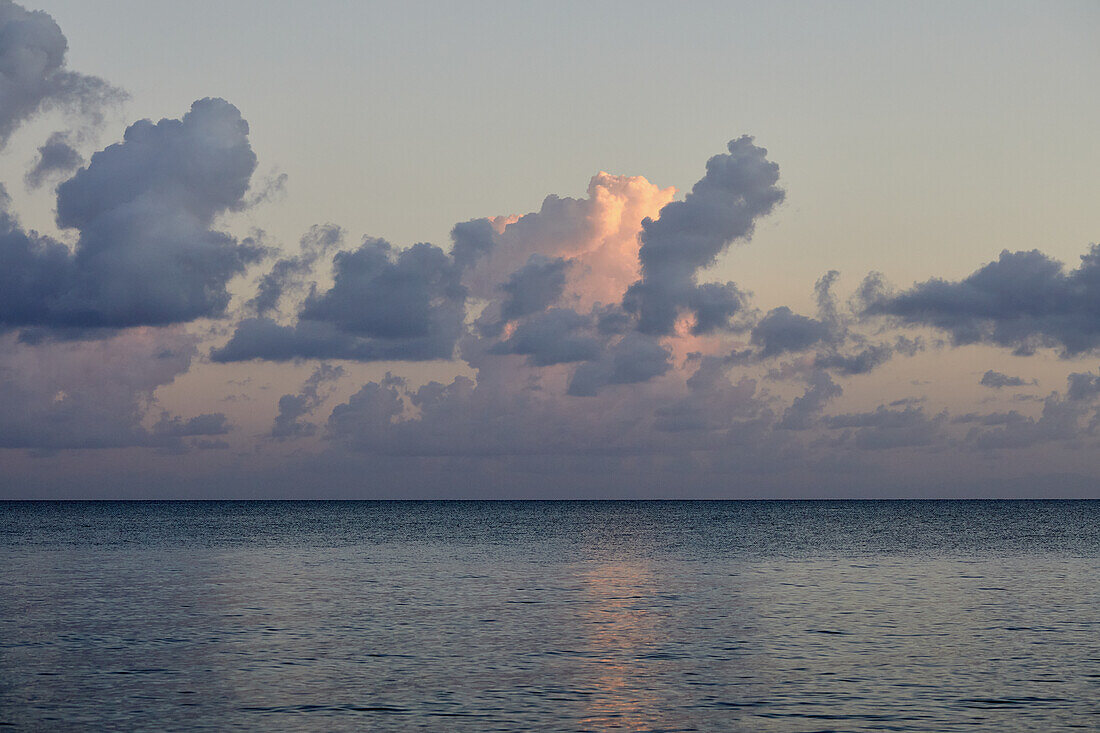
[499,255,569,321]
[776,370,842,430]
[952,411,1028,426]
[566,332,672,396]
[751,306,832,357]
[0,1,124,148]
[213,238,465,362]
[152,412,231,439]
[449,217,497,271]
[963,395,1085,451]
[866,246,1100,356]
[1066,368,1100,402]
[625,136,784,335]
[653,355,760,432]
[324,355,758,460]
[0,98,264,333]
[813,344,894,375]
[0,328,220,450]
[24,131,83,188]
[738,271,907,376]
[271,363,344,439]
[979,369,1034,389]
[218,169,677,370]
[463,172,675,309]
[823,405,946,450]
[248,224,342,316]
[490,308,601,366]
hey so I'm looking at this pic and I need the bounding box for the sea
[1,500,1098,731]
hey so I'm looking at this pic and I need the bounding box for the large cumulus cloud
[0,98,264,332]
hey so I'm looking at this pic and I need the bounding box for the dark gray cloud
[272,363,344,439]
[866,246,1100,356]
[0,1,124,148]
[980,369,1034,389]
[499,255,569,321]
[0,186,72,326]
[567,333,672,396]
[751,275,841,359]
[24,131,82,188]
[625,136,784,335]
[0,98,263,333]
[214,237,465,362]
[490,308,601,366]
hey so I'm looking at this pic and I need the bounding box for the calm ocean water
[1,501,1098,731]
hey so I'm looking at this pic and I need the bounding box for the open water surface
[1,500,1098,731]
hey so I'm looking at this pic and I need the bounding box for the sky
[1,0,1099,498]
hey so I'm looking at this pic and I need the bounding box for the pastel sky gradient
[1,0,1098,497]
